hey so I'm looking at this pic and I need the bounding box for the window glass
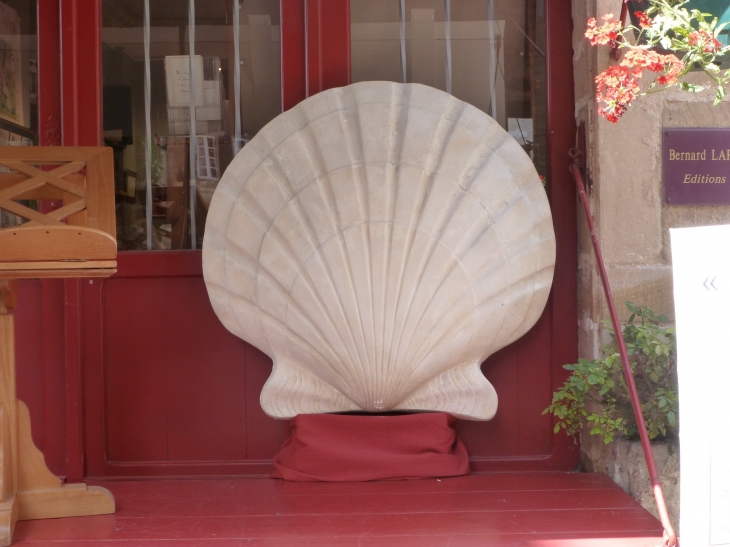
[0,0,38,228]
[102,0,281,251]
[350,0,547,181]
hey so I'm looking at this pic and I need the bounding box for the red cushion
[271,412,469,481]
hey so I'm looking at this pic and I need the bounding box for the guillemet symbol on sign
[703,276,718,291]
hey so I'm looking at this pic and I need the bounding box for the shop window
[350,0,546,179]
[0,0,38,228]
[102,0,281,251]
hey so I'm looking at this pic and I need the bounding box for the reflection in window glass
[0,0,38,228]
[102,0,281,251]
[350,0,546,181]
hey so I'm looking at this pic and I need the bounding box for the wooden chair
[0,147,117,546]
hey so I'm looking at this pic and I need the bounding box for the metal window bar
[569,144,678,547]
[444,0,452,94]
[486,0,498,120]
[399,0,407,83]
[233,0,242,155]
[143,0,152,250]
[188,0,198,249]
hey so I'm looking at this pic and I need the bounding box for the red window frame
[23,0,577,480]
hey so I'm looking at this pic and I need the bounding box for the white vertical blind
[188,0,198,249]
[233,0,242,155]
[487,0,499,119]
[143,0,153,250]
[399,0,406,83]
[444,0,452,94]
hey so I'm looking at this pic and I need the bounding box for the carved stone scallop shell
[203,81,555,421]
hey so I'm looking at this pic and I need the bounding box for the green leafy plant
[544,302,678,444]
[139,137,166,187]
[587,0,730,122]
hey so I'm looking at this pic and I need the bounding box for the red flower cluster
[595,50,685,123]
[655,56,684,86]
[585,14,623,46]
[586,4,727,124]
[688,30,722,53]
[621,49,684,86]
[595,66,641,123]
[622,49,664,72]
[634,10,652,29]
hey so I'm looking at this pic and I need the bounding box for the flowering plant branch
[587,0,730,123]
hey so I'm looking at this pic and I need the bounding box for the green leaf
[547,301,677,442]
[554,424,560,434]
[715,86,726,106]
[680,82,704,92]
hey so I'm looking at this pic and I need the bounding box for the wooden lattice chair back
[0,147,116,277]
[0,147,117,543]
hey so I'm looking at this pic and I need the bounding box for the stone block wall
[570,0,730,526]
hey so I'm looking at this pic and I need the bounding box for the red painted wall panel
[60,0,103,147]
[84,253,290,478]
[305,0,351,95]
[14,281,68,479]
[38,0,61,146]
[457,310,559,471]
[40,280,68,476]
[545,0,580,469]
[282,0,306,110]
[103,276,249,462]
[14,281,43,451]
[60,0,103,483]
[35,0,66,474]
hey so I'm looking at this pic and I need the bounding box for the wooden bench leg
[0,300,114,546]
[0,495,17,547]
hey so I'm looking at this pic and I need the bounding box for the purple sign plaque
[663,129,730,205]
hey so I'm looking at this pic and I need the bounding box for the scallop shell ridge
[203,81,556,421]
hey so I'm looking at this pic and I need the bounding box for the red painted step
[14,473,663,545]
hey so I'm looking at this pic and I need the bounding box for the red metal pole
[568,154,678,547]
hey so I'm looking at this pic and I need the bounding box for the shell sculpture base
[203,82,555,421]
